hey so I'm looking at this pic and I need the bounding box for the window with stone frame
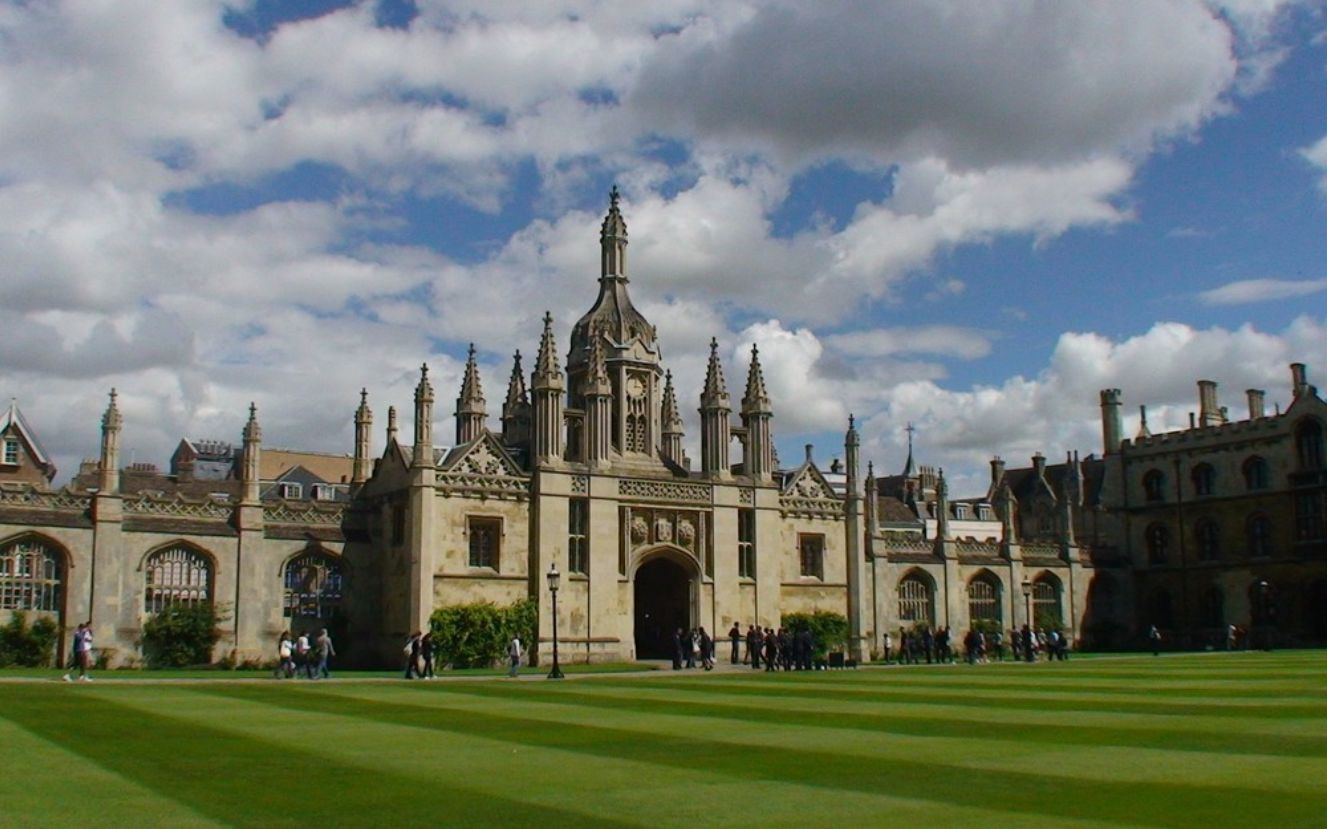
[1243,456,1270,491]
[1143,469,1166,502]
[1145,523,1169,565]
[967,574,1001,625]
[737,508,756,579]
[1195,518,1220,562]
[897,575,934,626]
[283,552,344,620]
[143,545,212,614]
[0,538,62,612]
[568,499,589,575]
[1247,514,1272,557]
[1296,492,1325,541]
[1191,463,1216,497]
[797,533,824,580]
[468,516,502,569]
[1297,419,1324,471]
[1,437,18,466]
[1032,576,1062,629]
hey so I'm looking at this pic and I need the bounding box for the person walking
[728,623,742,665]
[403,631,421,679]
[296,631,313,678]
[699,627,714,671]
[420,631,435,679]
[1148,625,1162,656]
[684,629,697,669]
[507,635,523,678]
[63,622,85,682]
[671,628,683,670]
[315,628,336,679]
[76,621,94,681]
[882,631,892,664]
[275,631,294,679]
[750,626,764,671]
[763,627,777,672]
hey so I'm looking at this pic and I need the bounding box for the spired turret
[699,338,732,479]
[740,345,773,480]
[456,344,486,445]
[567,188,663,459]
[501,350,531,449]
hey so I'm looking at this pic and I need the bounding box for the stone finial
[662,370,683,432]
[504,351,528,410]
[458,344,485,409]
[102,388,122,432]
[533,312,563,387]
[741,343,770,414]
[701,337,730,407]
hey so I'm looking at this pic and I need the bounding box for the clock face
[626,377,645,399]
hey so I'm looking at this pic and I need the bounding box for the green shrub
[429,598,537,669]
[141,603,225,668]
[781,610,849,659]
[0,612,60,667]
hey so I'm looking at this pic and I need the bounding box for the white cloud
[1199,277,1327,304]
[1303,134,1327,191]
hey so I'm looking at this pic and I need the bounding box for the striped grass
[2,652,1325,827]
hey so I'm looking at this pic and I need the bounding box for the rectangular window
[1297,493,1325,541]
[738,508,756,579]
[311,484,334,501]
[568,499,589,574]
[468,517,502,569]
[279,482,302,499]
[798,533,824,580]
[2,438,18,466]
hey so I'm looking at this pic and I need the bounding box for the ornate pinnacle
[102,388,122,431]
[459,344,485,408]
[741,344,770,413]
[415,363,434,403]
[533,312,564,389]
[243,402,261,442]
[701,337,729,406]
[662,370,683,431]
[504,350,528,409]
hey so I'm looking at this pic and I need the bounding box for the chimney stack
[1099,389,1123,454]
[1246,389,1265,420]
[1291,363,1309,398]
[1198,380,1224,427]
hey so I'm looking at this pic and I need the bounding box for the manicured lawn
[2,652,1325,827]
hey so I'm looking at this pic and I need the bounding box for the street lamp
[1021,577,1033,627]
[546,562,564,679]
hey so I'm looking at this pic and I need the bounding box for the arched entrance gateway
[633,552,696,659]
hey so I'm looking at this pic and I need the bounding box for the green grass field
[2,652,1325,828]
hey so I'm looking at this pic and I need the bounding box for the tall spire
[661,369,684,465]
[98,388,123,493]
[352,388,373,484]
[456,343,487,444]
[600,185,628,280]
[531,312,565,465]
[699,338,732,478]
[740,344,773,480]
[501,350,531,448]
[413,363,434,467]
[902,421,916,478]
[241,403,261,504]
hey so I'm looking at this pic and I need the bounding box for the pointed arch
[966,569,1002,626]
[0,532,69,614]
[281,547,344,622]
[140,541,215,614]
[897,568,936,628]
[1030,570,1063,629]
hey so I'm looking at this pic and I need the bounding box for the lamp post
[546,562,564,679]
[1021,576,1032,628]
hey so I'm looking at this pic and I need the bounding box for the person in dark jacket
[671,628,683,670]
[403,632,421,679]
[750,626,764,670]
[728,623,742,664]
[763,627,777,671]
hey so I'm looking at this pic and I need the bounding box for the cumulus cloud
[1199,277,1327,304]
[1303,134,1327,191]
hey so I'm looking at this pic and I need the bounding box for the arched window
[1243,456,1269,491]
[144,545,212,614]
[0,537,62,612]
[897,573,934,627]
[1297,419,1324,471]
[1247,515,1272,557]
[1195,519,1220,562]
[1146,523,1169,565]
[283,552,344,621]
[1191,463,1215,497]
[1142,469,1166,502]
[1201,586,1224,627]
[1032,575,1062,629]
[967,573,1001,625]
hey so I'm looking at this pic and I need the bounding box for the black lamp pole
[547,563,564,679]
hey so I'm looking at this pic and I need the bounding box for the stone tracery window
[1247,514,1272,557]
[1191,463,1215,497]
[1243,456,1269,491]
[967,573,1001,625]
[144,545,212,614]
[1297,419,1324,471]
[283,552,344,620]
[1145,523,1169,565]
[1032,575,1062,629]
[1195,519,1220,562]
[897,573,934,626]
[0,538,62,612]
[1142,469,1166,502]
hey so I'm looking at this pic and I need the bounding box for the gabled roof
[440,431,526,478]
[0,400,56,479]
[779,461,840,501]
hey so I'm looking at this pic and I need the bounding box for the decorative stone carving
[124,493,232,520]
[0,484,90,513]
[630,516,649,545]
[618,478,710,504]
[265,502,345,526]
[571,475,589,494]
[654,516,673,544]
[738,488,754,505]
[677,519,695,547]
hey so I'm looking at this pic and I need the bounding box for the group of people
[274,629,336,679]
[61,620,95,682]
[671,627,716,670]
[402,631,438,679]
[724,623,818,672]
[883,624,1071,665]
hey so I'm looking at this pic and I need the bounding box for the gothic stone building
[0,193,874,667]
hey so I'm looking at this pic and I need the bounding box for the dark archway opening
[633,557,691,659]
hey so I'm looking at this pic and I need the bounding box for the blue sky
[1,1,1326,494]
